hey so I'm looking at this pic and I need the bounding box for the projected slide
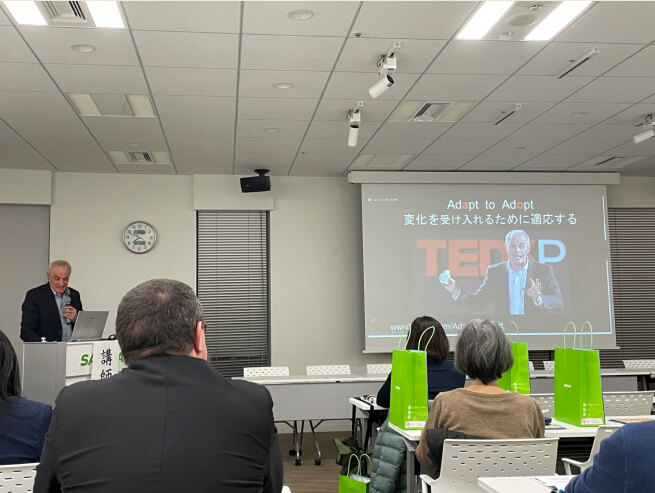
[361,183,615,352]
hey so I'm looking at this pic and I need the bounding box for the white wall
[50,172,196,335]
[3,170,654,373]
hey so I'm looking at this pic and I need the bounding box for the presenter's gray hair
[455,319,513,384]
[49,260,72,273]
[505,229,529,247]
[116,279,203,364]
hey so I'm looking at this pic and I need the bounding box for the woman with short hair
[416,318,544,468]
[0,330,52,464]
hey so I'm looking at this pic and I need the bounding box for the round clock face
[122,221,157,254]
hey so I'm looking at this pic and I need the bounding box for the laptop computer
[70,311,109,341]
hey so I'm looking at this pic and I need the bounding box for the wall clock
[122,221,157,254]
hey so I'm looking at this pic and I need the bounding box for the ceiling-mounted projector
[240,168,271,193]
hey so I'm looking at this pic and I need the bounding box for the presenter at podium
[441,230,563,316]
[20,260,83,342]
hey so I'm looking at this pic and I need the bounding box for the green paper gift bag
[338,455,371,493]
[498,342,531,394]
[554,322,604,427]
[389,327,433,430]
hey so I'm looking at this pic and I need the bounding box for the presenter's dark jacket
[376,358,465,408]
[565,421,655,493]
[34,355,283,493]
[20,283,83,342]
[456,260,563,315]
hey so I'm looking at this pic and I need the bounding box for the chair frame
[420,438,558,493]
[366,363,391,375]
[0,462,39,493]
[622,359,655,369]
[243,366,290,378]
[603,390,654,416]
[529,393,554,416]
[561,425,620,474]
[543,361,555,371]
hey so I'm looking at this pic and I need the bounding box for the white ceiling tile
[300,138,360,154]
[605,103,655,125]
[236,137,301,154]
[428,40,545,75]
[0,121,54,170]
[236,152,294,173]
[337,38,447,73]
[458,154,528,171]
[566,77,655,103]
[351,2,476,39]
[556,2,655,44]
[19,27,139,65]
[362,138,432,154]
[374,121,452,140]
[238,97,317,121]
[615,157,655,177]
[291,153,350,171]
[350,154,414,170]
[154,95,234,119]
[124,1,240,33]
[161,118,234,149]
[0,63,57,92]
[487,75,593,102]
[606,46,655,78]
[314,98,397,122]
[170,148,234,175]
[518,42,643,77]
[133,31,238,68]
[441,122,522,141]
[242,35,342,71]
[533,102,629,125]
[607,141,655,157]
[324,72,421,101]
[243,2,358,36]
[406,155,473,169]
[239,70,330,99]
[545,140,624,156]
[0,7,10,24]
[304,120,378,140]
[422,139,496,155]
[238,120,309,139]
[515,155,589,170]
[0,26,37,62]
[46,64,148,94]
[485,140,559,156]
[145,67,236,96]
[509,123,591,141]
[571,124,641,142]
[461,102,555,124]
[407,74,507,101]
[115,163,175,175]
[0,91,72,116]
[82,117,167,150]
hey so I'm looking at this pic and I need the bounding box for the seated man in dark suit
[20,260,83,342]
[34,279,283,493]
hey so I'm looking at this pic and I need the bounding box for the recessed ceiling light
[264,127,280,133]
[570,112,591,118]
[70,43,96,53]
[525,1,591,41]
[125,142,141,148]
[272,82,293,89]
[457,1,514,40]
[287,9,314,21]
[3,1,47,25]
[86,1,125,29]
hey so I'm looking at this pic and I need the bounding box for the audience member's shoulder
[621,420,655,439]
[231,378,272,400]
[435,387,465,402]
[7,396,51,418]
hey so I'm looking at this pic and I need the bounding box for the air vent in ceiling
[390,101,475,123]
[41,1,92,26]
[128,152,153,164]
[571,155,645,171]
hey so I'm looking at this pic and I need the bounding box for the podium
[22,340,124,406]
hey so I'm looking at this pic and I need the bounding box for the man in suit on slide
[20,260,82,342]
[34,278,283,493]
[441,229,563,315]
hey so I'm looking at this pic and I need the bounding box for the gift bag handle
[400,322,411,350]
[507,320,522,343]
[346,454,362,476]
[417,326,436,352]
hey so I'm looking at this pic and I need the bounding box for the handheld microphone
[63,289,71,323]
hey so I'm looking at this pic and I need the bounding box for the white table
[479,475,573,493]
[348,397,388,453]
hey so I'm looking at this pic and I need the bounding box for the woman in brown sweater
[416,318,544,468]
